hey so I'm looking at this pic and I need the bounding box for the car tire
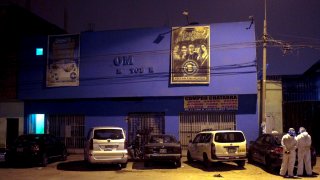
[176,160,181,167]
[61,149,68,161]
[236,160,245,167]
[187,151,193,163]
[5,156,13,167]
[247,152,254,164]
[203,153,211,168]
[265,156,274,171]
[41,153,48,167]
[120,163,127,168]
[85,161,92,168]
[144,161,150,167]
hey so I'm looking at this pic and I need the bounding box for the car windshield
[149,135,177,143]
[214,132,245,143]
[94,129,123,140]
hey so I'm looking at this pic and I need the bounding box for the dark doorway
[127,112,165,146]
[6,118,19,146]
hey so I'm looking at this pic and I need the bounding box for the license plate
[104,145,118,151]
[228,148,236,153]
[159,149,167,153]
[17,147,23,152]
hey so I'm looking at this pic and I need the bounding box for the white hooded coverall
[279,133,297,177]
[296,131,312,176]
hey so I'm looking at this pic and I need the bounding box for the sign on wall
[184,95,238,111]
[170,26,210,84]
[47,34,80,87]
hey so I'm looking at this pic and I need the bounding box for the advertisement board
[170,26,210,84]
[47,34,80,87]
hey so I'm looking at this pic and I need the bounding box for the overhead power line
[18,60,256,90]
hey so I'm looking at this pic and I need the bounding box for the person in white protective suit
[296,127,312,176]
[279,128,297,178]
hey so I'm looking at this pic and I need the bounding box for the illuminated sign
[36,48,43,56]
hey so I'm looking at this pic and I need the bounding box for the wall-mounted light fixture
[153,11,199,44]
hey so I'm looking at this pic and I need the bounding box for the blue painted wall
[19,21,257,99]
[24,94,257,141]
[19,21,258,142]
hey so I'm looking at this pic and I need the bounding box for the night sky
[9,0,320,75]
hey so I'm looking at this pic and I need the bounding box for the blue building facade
[18,21,258,151]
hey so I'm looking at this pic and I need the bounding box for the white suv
[84,126,128,168]
[187,130,247,167]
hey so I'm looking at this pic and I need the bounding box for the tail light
[31,144,40,152]
[89,139,93,150]
[211,143,216,159]
[271,147,283,155]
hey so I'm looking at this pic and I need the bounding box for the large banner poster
[170,26,210,84]
[47,34,80,87]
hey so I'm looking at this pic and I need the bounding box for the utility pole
[261,0,267,134]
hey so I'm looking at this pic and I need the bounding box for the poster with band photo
[170,25,210,84]
[47,34,80,87]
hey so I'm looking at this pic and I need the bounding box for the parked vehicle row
[3,127,317,174]
[247,133,317,170]
[83,127,183,168]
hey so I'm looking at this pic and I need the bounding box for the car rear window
[273,134,284,145]
[93,129,124,140]
[15,135,43,144]
[149,135,177,143]
[214,132,245,143]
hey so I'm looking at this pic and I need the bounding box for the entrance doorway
[127,112,165,146]
[6,118,19,146]
[48,115,85,153]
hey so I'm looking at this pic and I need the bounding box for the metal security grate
[179,112,236,150]
[48,115,85,153]
[127,112,165,146]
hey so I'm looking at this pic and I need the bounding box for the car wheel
[85,161,92,168]
[61,149,68,161]
[236,160,245,167]
[176,159,181,167]
[203,153,211,168]
[265,156,275,171]
[187,151,193,162]
[120,163,127,168]
[247,152,254,164]
[5,155,13,167]
[41,153,48,167]
[144,161,150,167]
